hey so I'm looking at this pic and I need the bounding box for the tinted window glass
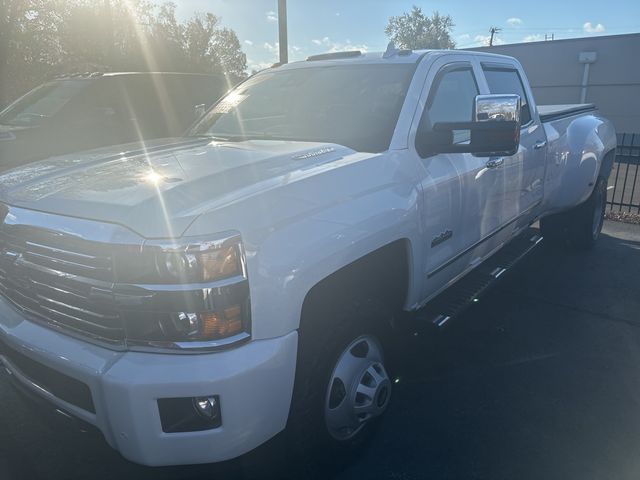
[0,80,90,127]
[191,64,415,153]
[483,68,532,125]
[428,68,478,123]
[420,66,478,145]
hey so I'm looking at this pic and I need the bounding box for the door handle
[486,157,504,169]
[534,140,547,150]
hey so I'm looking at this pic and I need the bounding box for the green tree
[385,6,455,50]
[210,27,247,83]
[0,1,62,106]
[0,0,247,108]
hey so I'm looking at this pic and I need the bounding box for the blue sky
[175,0,639,72]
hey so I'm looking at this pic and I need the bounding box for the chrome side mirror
[417,94,522,158]
[475,94,521,123]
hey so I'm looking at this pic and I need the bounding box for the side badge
[431,230,453,248]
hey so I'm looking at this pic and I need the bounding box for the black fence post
[607,133,640,214]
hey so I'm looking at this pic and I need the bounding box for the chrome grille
[0,220,125,343]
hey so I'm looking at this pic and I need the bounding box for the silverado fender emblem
[431,230,453,248]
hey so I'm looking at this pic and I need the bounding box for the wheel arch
[600,148,617,181]
[299,239,412,336]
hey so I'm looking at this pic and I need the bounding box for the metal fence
[607,133,640,213]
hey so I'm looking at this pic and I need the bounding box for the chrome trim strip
[25,241,105,261]
[122,273,248,293]
[126,331,252,355]
[426,201,540,278]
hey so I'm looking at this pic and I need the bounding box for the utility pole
[278,0,288,64]
[489,26,501,47]
[104,0,113,68]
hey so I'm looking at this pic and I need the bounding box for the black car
[0,72,227,170]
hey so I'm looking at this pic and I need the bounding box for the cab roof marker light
[306,51,362,62]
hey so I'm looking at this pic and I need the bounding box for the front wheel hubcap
[325,335,391,441]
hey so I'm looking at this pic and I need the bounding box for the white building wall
[469,33,640,134]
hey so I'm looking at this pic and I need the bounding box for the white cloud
[474,35,490,45]
[310,36,367,53]
[506,17,523,26]
[457,33,471,42]
[474,35,505,46]
[266,11,278,22]
[523,34,544,42]
[583,22,605,33]
[248,60,274,72]
[291,45,301,52]
[263,42,279,53]
[244,40,253,46]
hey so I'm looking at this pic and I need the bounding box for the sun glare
[143,170,164,184]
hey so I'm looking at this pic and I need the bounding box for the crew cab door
[411,55,511,300]
[479,62,546,221]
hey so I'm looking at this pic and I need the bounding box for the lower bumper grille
[0,336,95,413]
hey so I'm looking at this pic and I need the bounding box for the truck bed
[537,104,596,123]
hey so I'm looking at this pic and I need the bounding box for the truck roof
[52,72,223,81]
[276,48,517,70]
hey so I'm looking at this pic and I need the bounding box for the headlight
[115,234,244,285]
[113,233,251,351]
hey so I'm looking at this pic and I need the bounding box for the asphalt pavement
[1,220,640,480]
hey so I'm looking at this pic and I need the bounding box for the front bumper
[0,297,298,466]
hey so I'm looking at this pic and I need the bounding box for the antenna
[489,26,502,47]
[383,41,398,59]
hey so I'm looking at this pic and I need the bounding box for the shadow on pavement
[2,222,639,480]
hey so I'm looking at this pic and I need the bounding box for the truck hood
[0,137,355,238]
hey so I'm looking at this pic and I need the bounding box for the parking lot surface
[1,221,640,480]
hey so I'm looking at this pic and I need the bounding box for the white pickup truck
[0,48,616,467]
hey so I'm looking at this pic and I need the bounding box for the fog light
[158,395,222,433]
[194,396,219,420]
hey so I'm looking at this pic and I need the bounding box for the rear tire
[541,176,607,250]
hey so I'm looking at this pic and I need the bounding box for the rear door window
[482,67,532,125]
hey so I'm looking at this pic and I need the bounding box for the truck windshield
[189,64,415,153]
[0,79,90,127]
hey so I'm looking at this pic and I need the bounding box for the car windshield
[189,64,415,153]
[0,79,90,127]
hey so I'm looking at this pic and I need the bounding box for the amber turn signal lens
[200,305,244,339]
[199,245,240,282]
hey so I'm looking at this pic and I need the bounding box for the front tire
[286,298,394,474]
